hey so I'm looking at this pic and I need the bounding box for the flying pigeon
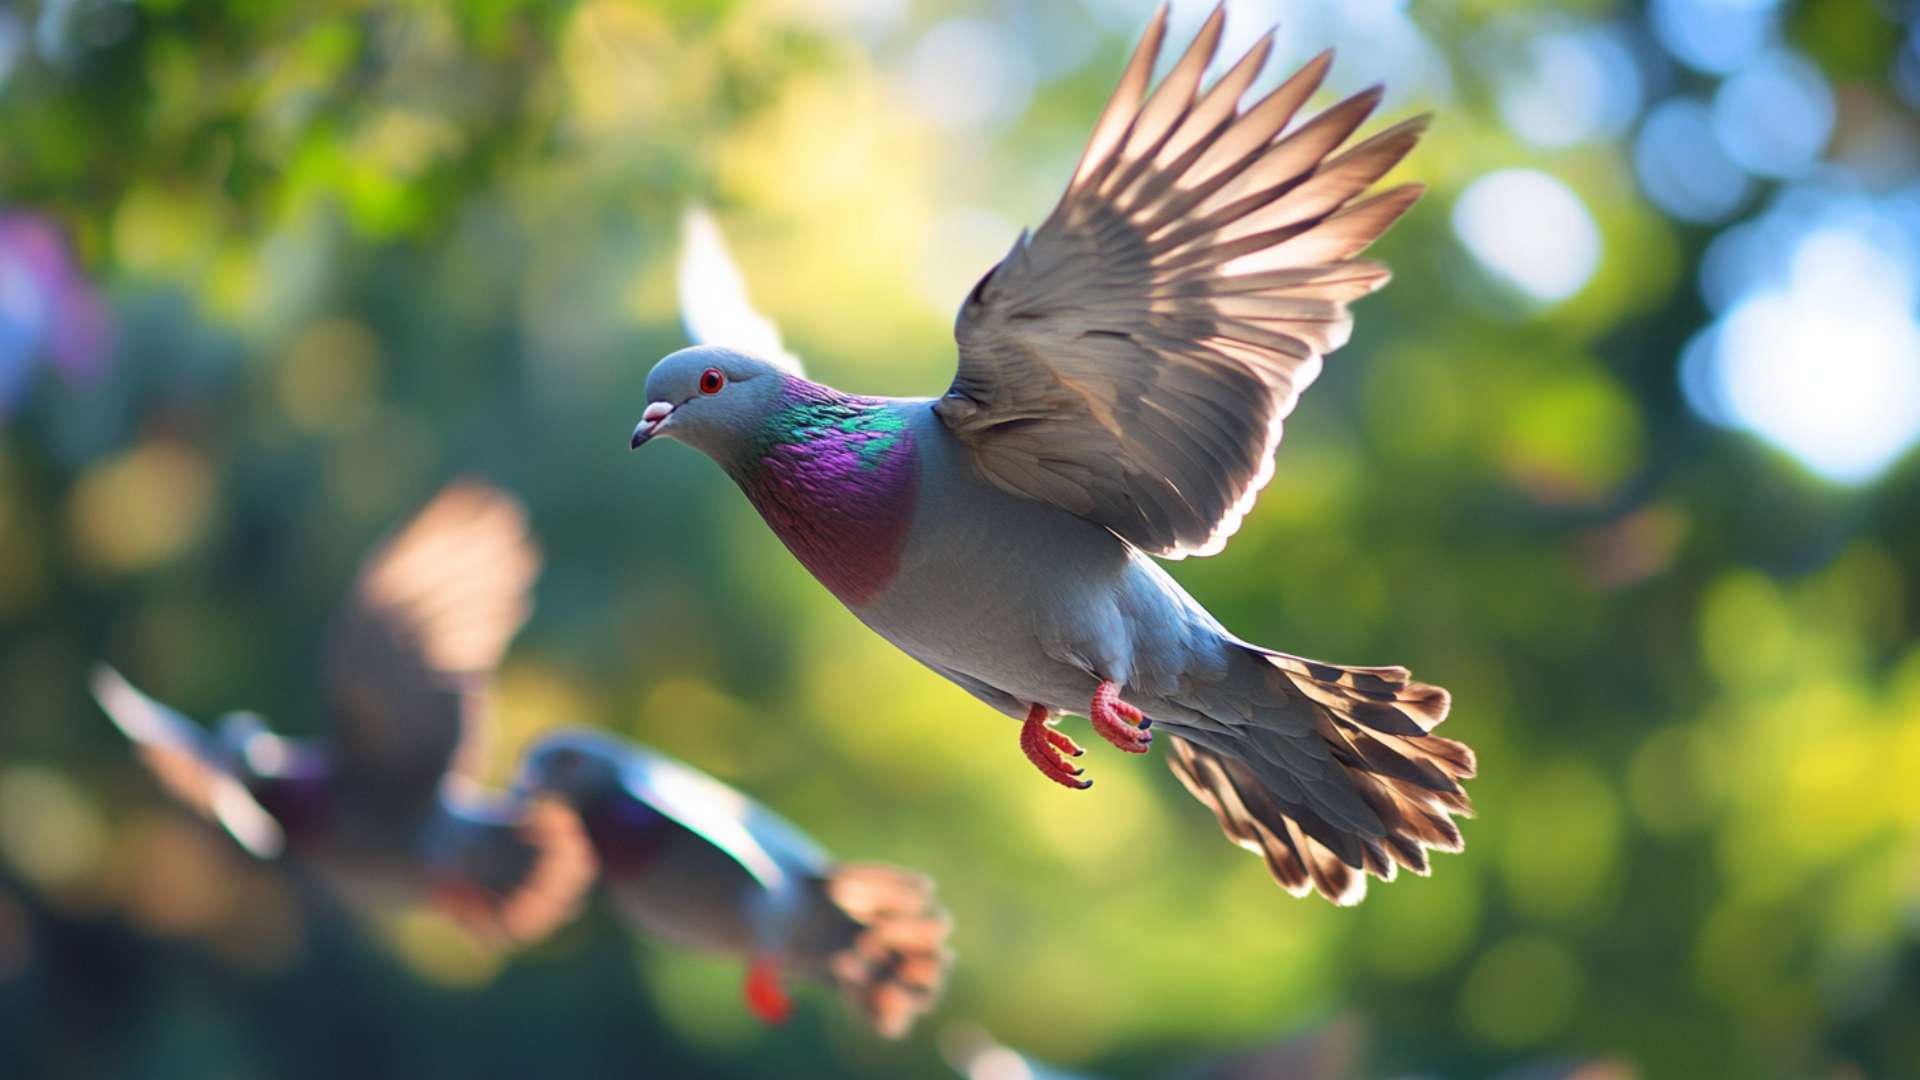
[633,4,1472,904]
[91,482,595,943]
[516,730,951,1038]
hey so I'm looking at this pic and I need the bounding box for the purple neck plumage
[727,378,919,607]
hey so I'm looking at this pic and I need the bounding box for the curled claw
[1090,681,1152,754]
[1046,727,1084,758]
[1020,704,1092,790]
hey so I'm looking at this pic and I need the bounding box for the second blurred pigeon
[518,730,952,1038]
[91,482,594,944]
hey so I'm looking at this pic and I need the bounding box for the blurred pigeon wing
[678,206,805,376]
[322,482,540,801]
[429,790,598,945]
[936,5,1426,558]
[618,745,831,894]
[90,664,285,858]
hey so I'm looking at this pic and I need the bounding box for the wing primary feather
[90,664,287,859]
[1207,114,1431,248]
[1102,4,1226,198]
[1156,85,1387,255]
[943,13,1427,558]
[1148,48,1336,229]
[323,481,538,804]
[1153,28,1275,173]
[1070,4,1171,192]
[1222,183,1426,275]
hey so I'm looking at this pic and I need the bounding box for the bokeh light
[0,768,109,890]
[781,0,908,35]
[1634,97,1756,224]
[1493,23,1644,149]
[1452,169,1603,303]
[1684,191,1920,483]
[1648,0,1780,75]
[0,12,23,89]
[1712,50,1834,179]
[899,19,1033,133]
[0,214,111,416]
[1139,0,1454,105]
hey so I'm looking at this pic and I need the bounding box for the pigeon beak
[630,401,674,449]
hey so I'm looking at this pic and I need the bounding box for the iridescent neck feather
[728,378,919,607]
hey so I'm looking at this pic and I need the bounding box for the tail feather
[1267,651,1452,731]
[1326,719,1468,798]
[821,864,953,1039]
[1166,737,1311,894]
[1169,649,1474,905]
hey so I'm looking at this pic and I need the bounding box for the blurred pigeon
[517,729,951,1038]
[633,4,1472,904]
[91,482,594,944]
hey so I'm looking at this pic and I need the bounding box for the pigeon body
[518,730,951,1037]
[91,483,595,942]
[664,372,1218,708]
[635,5,1474,904]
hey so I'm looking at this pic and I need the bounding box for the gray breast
[856,406,1220,709]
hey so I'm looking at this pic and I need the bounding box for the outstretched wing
[678,206,805,376]
[619,745,831,895]
[937,4,1426,558]
[90,664,285,858]
[322,481,540,802]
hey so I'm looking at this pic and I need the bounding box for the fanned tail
[1168,650,1473,905]
[821,864,953,1038]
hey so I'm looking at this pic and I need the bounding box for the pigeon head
[630,345,793,460]
[517,731,629,805]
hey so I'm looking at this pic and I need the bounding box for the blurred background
[1,0,1917,1076]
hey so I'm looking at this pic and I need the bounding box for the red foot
[1090,681,1152,754]
[744,957,792,1025]
[1020,703,1091,790]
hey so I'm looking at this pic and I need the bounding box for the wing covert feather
[939,4,1425,557]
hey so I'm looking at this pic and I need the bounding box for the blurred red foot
[429,878,503,942]
[1090,681,1151,753]
[1020,703,1090,790]
[744,957,791,1025]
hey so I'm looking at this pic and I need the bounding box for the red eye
[698,368,726,395]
